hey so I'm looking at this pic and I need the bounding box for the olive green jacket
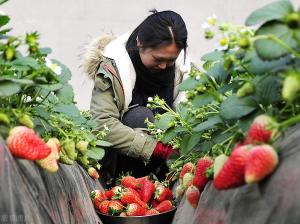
[84,33,191,161]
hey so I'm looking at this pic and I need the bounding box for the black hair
[131,10,188,61]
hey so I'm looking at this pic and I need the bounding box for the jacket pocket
[94,75,111,91]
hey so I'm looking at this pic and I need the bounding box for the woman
[84,10,190,186]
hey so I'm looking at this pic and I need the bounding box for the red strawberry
[88,167,99,180]
[98,200,110,214]
[120,191,148,209]
[126,203,147,216]
[186,185,200,208]
[90,190,107,208]
[182,172,194,188]
[179,162,195,183]
[151,199,160,208]
[136,176,149,187]
[146,208,159,215]
[245,115,276,144]
[214,145,251,190]
[108,200,124,215]
[154,200,173,213]
[121,175,140,189]
[154,184,173,202]
[105,186,122,200]
[245,145,278,184]
[7,126,51,160]
[141,179,155,203]
[125,187,141,200]
[193,157,213,191]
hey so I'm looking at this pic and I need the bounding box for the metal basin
[97,207,177,224]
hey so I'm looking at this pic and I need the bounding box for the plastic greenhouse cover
[0,136,103,224]
[172,124,300,224]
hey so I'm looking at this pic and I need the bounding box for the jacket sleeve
[90,74,157,161]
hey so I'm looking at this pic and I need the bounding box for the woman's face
[138,41,181,73]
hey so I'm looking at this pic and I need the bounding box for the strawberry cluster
[90,175,175,217]
[175,114,279,208]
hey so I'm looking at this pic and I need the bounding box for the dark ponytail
[129,10,188,61]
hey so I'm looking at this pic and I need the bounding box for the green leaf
[254,21,297,60]
[218,82,239,94]
[220,96,257,120]
[179,77,204,91]
[202,61,215,71]
[12,57,39,69]
[193,115,223,132]
[0,77,34,85]
[191,93,214,108]
[206,61,229,84]
[253,75,281,105]
[246,50,291,74]
[176,104,189,120]
[0,0,8,5]
[38,83,63,91]
[155,112,175,130]
[55,84,74,104]
[0,28,11,35]
[0,81,20,96]
[245,0,293,26]
[180,132,202,154]
[0,15,9,27]
[161,128,178,144]
[53,103,81,117]
[201,51,224,61]
[95,140,112,147]
[86,147,105,160]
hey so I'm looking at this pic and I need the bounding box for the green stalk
[278,114,300,130]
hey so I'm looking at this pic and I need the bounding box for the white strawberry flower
[156,129,163,134]
[45,58,62,75]
[148,97,153,102]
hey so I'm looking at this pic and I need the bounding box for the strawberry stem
[278,114,300,130]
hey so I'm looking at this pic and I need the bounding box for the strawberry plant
[146,0,300,182]
[0,0,111,175]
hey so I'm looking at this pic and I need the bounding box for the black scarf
[126,30,175,114]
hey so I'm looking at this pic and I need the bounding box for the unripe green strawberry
[5,46,15,61]
[285,12,300,29]
[245,145,278,184]
[282,72,300,103]
[36,140,59,173]
[179,162,195,182]
[0,112,10,125]
[59,151,74,165]
[18,114,34,129]
[182,172,194,188]
[63,139,77,160]
[213,154,229,178]
[238,37,250,49]
[78,155,89,166]
[76,140,88,154]
[237,82,255,98]
[46,138,60,160]
[175,184,186,199]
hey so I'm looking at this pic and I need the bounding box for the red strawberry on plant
[120,175,140,189]
[105,186,122,200]
[186,185,200,208]
[7,126,51,160]
[214,145,251,190]
[193,157,213,191]
[245,115,277,144]
[179,162,195,184]
[126,203,147,216]
[245,145,278,184]
[88,167,99,180]
[154,200,173,213]
[146,208,159,215]
[108,200,124,215]
[141,179,155,203]
[154,184,173,202]
[98,200,110,214]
